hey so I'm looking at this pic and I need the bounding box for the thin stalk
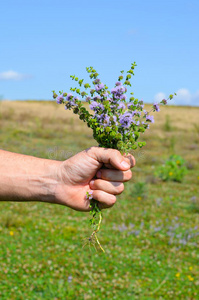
[89,212,105,252]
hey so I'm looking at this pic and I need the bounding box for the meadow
[0,100,198,299]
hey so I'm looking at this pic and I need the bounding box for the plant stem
[89,210,105,252]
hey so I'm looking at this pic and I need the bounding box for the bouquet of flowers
[53,62,175,251]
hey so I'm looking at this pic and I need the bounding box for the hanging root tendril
[85,193,105,252]
[89,211,104,252]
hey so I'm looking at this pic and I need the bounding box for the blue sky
[0,0,199,105]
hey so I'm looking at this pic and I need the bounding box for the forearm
[0,150,61,203]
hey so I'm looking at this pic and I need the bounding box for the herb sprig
[53,63,176,251]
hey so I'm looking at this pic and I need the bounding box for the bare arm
[0,147,135,211]
[0,149,61,203]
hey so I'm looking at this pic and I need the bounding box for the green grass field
[0,100,199,299]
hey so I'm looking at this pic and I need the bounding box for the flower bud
[73,107,79,114]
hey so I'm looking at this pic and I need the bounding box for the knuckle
[110,148,120,155]
[86,146,98,157]
[88,146,96,153]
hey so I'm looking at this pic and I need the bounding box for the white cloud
[154,92,166,103]
[154,89,199,106]
[174,88,191,105]
[0,70,32,81]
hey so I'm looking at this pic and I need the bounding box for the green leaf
[138,127,145,133]
[84,83,91,89]
[131,144,138,150]
[105,127,111,133]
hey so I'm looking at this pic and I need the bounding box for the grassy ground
[0,100,199,299]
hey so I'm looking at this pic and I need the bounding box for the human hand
[54,147,135,211]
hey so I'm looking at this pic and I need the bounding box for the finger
[96,169,132,182]
[104,154,136,169]
[98,202,113,210]
[90,179,124,195]
[86,147,135,171]
[91,190,116,208]
[103,163,116,169]
[125,153,136,168]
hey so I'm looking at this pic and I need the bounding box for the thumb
[86,147,135,171]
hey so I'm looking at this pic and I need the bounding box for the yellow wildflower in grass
[176,160,180,165]
[9,231,14,236]
[189,266,193,271]
[175,273,180,278]
[137,196,142,201]
[169,172,173,176]
[187,275,194,281]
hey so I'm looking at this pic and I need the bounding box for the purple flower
[112,115,118,125]
[111,85,126,100]
[90,101,104,111]
[118,102,126,110]
[119,112,134,128]
[135,111,141,117]
[95,113,104,122]
[66,95,78,107]
[161,99,167,105]
[86,191,93,200]
[118,86,126,94]
[56,94,64,104]
[130,110,136,116]
[103,115,110,127]
[95,83,104,91]
[111,88,117,94]
[142,121,149,128]
[93,95,101,101]
[86,96,91,102]
[110,104,117,110]
[66,93,73,100]
[120,94,127,101]
[146,115,154,123]
[153,102,160,112]
[137,100,144,109]
[99,103,105,110]
[68,275,73,283]
[90,101,99,110]
[102,92,109,98]
[69,100,76,106]
[127,103,134,109]
[115,81,122,86]
[94,78,100,84]
[95,113,110,127]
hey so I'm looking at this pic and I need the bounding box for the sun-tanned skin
[0,147,135,211]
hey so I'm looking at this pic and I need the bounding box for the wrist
[27,158,62,204]
[0,150,62,203]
